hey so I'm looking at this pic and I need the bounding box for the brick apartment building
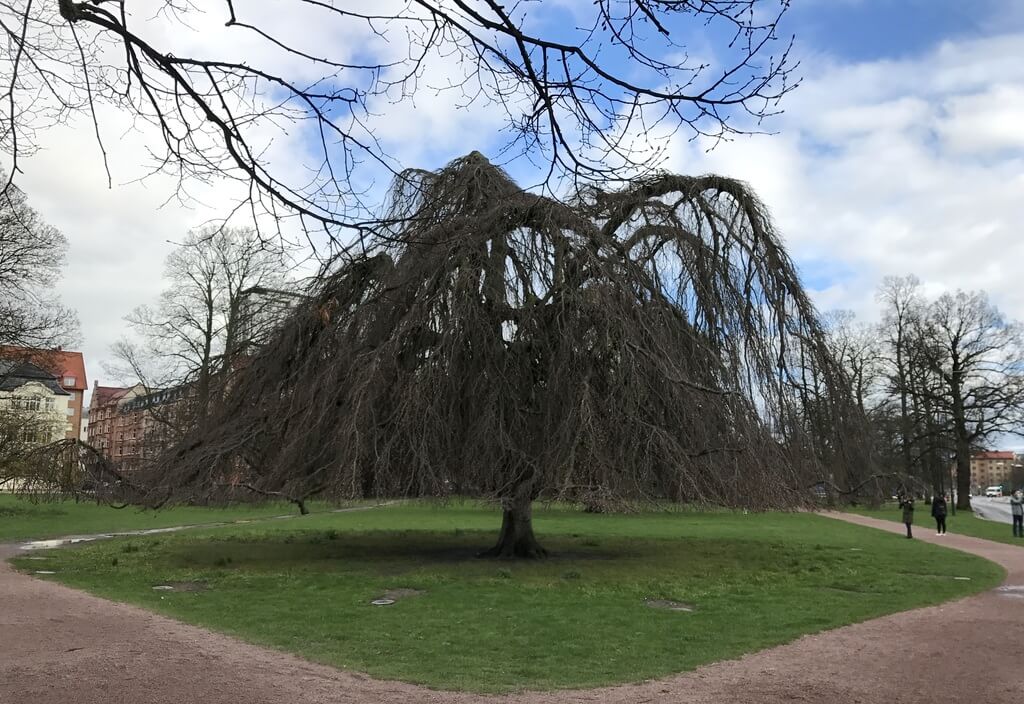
[87,382,188,469]
[968,451,1017,493]
[0,347,87,439]
[87,383,142,460]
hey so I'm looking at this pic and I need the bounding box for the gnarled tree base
[478,501,548,559]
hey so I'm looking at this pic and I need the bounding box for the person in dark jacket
[930,494,948,535]
[899,496,915,539]
[1011,490,1023,538]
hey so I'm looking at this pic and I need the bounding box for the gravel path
[2,512,1022,704]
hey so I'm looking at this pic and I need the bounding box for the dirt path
[2,513,1022,704]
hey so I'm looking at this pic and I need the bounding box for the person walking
[899,495,915,539]
[1011,490,1023,538]
[931,493,948,535]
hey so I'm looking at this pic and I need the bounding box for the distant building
[0,360,72,443]
[87,382,188,470]
[0,360,73,491]
[117,387,189,470]
[969,451,1015,493]
[0,346,88,440]
[86,382,143,462]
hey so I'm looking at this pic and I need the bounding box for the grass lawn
[9,502,1004,692]
[0,494,334,542]
[847,503,1024,547]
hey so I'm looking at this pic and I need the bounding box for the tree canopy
[0,170,77,348]
[2,1,797,247]
[137,153,867,556]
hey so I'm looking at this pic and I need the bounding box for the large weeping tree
[144,153,868,557]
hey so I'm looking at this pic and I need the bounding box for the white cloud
[938,84,1024,154]
[669,30,1024,325]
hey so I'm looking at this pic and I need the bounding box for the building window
[27,428,51,443]
[12,396,41,411]
[63,376,76,387]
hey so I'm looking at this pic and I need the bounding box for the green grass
[0,494,337,542]
[847,502,1024,547]
[9,503,1004,692]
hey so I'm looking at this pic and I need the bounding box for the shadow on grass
[168,530,642,571]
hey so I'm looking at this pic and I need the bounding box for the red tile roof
[972,451,1015,460]
[0,346,87,391]
[92,384,131,408]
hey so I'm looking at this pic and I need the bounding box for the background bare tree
[872,279,1024,507]
[876,275,924,481]
[141,153,867,557]
[814,310,906,502]
[822,310,884,418]
[916,290,1024,509]
[2,1,797,248]
[0,168,78,349]
[0,173,78,487]
[110,226,297,430]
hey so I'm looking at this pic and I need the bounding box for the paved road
[2,513,1023,703]
[971,496,1015,523]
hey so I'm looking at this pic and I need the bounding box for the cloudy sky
[6,0,1024,400]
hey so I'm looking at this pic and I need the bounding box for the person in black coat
[899,496,915,539]
[1011,490,1023,538]
[930,494,948,535]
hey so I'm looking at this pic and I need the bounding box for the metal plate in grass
[645,598,695,612]
[34,570,56,575]
[370,588,425,606]
[152,581,209,593]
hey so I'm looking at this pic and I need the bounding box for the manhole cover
[645,598,695,612]
[34,570,56,575]
[849,548,863,552]
[23,556,49,560]
[371,599,396,606]
[152,581,209,593]
[952,577,971,581]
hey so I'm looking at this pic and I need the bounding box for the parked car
[985,486,1003,497]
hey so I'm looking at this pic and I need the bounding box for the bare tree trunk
[951,370,972,511]
[896,343,915,477]
[478,494,548,559]
[955,444,971,511]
